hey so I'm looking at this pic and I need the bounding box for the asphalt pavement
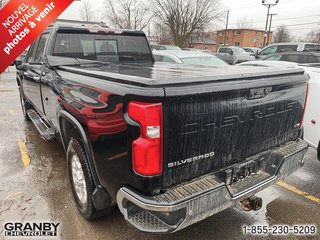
[0,68,319,240]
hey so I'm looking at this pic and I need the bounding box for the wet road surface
[0,68,319,240]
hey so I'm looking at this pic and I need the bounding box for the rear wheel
[67,137,113,220]
[19,87,31,121]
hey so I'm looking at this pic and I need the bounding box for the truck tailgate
[162,70,308,187]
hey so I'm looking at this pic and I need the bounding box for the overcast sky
[59,0,320,39]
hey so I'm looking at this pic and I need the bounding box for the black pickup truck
[15,22,309,233]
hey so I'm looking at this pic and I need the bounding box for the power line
[229,14,320,25]
[225,0,304,12]
[223,21,320,30]
[268,21,320,29]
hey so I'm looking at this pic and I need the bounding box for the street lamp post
[262,0,279,47]
[224,10,230,46]
[267,13,277,45]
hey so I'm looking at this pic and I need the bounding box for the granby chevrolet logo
[4,222,60,237]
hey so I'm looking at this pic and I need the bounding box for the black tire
[67,138,113,220]
[19,87,31,121]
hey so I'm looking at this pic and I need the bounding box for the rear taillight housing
[128,101,163,176]
[299,82,309,128]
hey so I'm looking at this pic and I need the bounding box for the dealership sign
[4,222,60,237]
[0,0,74,74]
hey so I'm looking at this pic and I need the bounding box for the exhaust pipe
[240,196,263,212]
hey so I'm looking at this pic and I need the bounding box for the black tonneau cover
[55,62,305,88]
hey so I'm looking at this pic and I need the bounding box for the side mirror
[14,60,22,66]
[16,65,29,71]
[229,51,234,56]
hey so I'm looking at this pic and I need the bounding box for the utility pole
[267,13,277,45]
[262,0,279,47]
[224,10,230,46]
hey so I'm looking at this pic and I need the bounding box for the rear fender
[58,110,110,210]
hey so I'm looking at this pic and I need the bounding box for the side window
[305,55,318,63]
[266,54,282,61]
[34,33,49,62]
[280,54,301,63]
[162,56,176,63]
[260,46,277,56]
[26,42,38,63]
[277,45,298,52]
[220,48,233,54]
[154,55,164,62]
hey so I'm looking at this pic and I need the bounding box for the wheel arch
[58,110,96,177]
[58,110,112,210]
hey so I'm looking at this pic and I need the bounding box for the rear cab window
[53,31,153,64]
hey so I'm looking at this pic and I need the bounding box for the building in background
[188,32,217,52]
[216,29,273,48]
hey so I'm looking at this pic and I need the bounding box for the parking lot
[0,68,319,240]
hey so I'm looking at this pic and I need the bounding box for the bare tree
[273,25,292,43]
[79,0,95,22]
[305,29,320,43]
[237,16,254,29]
[152,23,172,44]
[152,0,223,47]
[103,0,152,31]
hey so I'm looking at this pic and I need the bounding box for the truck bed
[56,61,306,87]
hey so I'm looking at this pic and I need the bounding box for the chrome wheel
[71,155,87,205]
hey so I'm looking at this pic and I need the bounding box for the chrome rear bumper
[117,140,308,233]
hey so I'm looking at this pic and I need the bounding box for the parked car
[15,22,309,233]
[303,64,320,159]
[153,50,228,66]
[243,47,260,54]
[151,44,181,51]
[256,42,320,59]
[182,48,200,51]
[261,51,320,64]
[216,46,256,65]
[239,60,320,160]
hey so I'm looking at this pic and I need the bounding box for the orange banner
[0,0,74,73]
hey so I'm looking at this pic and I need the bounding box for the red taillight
[128,101,163,176]
[300,82,309,128]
